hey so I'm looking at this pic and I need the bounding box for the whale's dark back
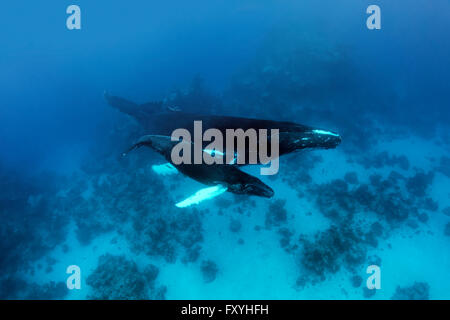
[105,93,312,135]
[106,94,341,158]
[143,112,312,136]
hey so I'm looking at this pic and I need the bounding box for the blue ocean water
[0,1,449,299]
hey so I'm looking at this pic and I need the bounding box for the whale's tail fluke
[104,91,140,117]
[104,91,163,120]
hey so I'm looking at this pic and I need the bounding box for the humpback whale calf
[104,93,342,160]
[124,135,274,207]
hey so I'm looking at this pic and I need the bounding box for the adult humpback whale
[104,93,342,159]
[124,135,274,207]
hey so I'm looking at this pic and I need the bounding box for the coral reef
[391,282,430,300]
[0,276,67,300]
[265,199,288,228]
[201,260,219,283]
[229,218,242,233]
[363,287,376,299]
[292,158,440,288]
[445,223,450,236]
[297,224,368,283]
[71,161,169,246]
[0,168,69,276]
[281,153,323,194]
[278,227,297,253]
[128,208,204,263]
[443,207,450,217]
[86,254,166,300]
[437,156,450,177]
[344,172,359,185]
[406,171,434,198]
[360,152,410,171]
[350,275,363,288]
[311,169,437,226]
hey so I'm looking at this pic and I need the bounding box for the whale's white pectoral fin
[175,185,228,208]
[151,163,178,176]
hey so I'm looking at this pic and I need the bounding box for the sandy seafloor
[24,133,450,300]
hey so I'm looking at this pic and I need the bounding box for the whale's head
[228,175,274,198]
[278,127,341,153]
[306,128,342,149]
